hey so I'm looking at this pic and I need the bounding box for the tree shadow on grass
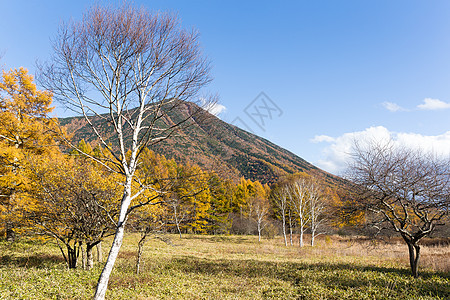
[0,253,65,268]
[169,256,450,299]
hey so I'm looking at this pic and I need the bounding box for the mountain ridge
[59,101,344,186]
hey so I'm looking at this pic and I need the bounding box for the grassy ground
[0,234,449,299]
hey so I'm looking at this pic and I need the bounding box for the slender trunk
[414,244,420,278]
[94,184,132,300]
[6,194,17,242]
[257,221,262,242]
[174,205,182,238]
[407,242,421,278]
[299,218,304,247]
[94,223,125,299]
[86,243,94,271]
[289,227,293,246]
[282,213,287,247]
[6,162,20,242]
[136,233,147,275]
[288,209,293,246]
[56,239,69,269]
[81,243,87,270]
[311,222,316,246]
[67,244,78,269]
[299,229,304,247]
[97,241,102,263]
[176,222,182,239]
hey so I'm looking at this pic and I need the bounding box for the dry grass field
[0,234,449,299]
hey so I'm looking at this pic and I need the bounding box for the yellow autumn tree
[232,177,271,235]
[171,163,211,234]
[246,180,271,241]
[206,172,234,234]
[28,143,123,269]
[0,67,60,241]
[233,177,253,217]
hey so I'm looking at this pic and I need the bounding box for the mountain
[59,101,344,186]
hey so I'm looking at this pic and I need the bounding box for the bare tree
[168,195,187,238]
[287,205,294,246]
[272,186,289,246]
[131,211,167,275]
[288,178,311,247]
[39,4,212,299]
[307,178,326,246]
[347,141,450,278]
[249,196,270,242]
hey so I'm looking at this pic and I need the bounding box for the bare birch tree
[168,195,187,238]
[287,205,294,246]
[307,179,326,246]
[272,186,289,246]
[251,196,270,242]
[347,141,450,278]
[289,178,311,247]
[39,4,212,299]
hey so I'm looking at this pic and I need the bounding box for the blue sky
[2,0,450,175]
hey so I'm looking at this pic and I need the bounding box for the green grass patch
[0,234,448,299]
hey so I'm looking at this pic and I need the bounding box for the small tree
[206,173,233,234]
[39,3,212,298]
[130,202,166,275]
[174,164,211,234]
[167,195,187,237]
[288,177,311,247]
[271,186,289,246]
[249,195,270,242]
[347,141,450,278]
[307,178,327,246]
[28,152,121,269]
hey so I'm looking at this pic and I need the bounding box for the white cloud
[311,135,335,143]
[313,126,450,175]
[382,101,404,112]
[201,99,227,116]
[380,98,450,112]
[417,98,450,110]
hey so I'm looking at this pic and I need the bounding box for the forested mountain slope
[60,101,343,186]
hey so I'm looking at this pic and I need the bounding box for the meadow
[0,234,448,299]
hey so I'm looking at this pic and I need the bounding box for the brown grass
[291,234,450,273]
[0,234,448,299]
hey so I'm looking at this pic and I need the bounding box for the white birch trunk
[94,182,132,300]
[288,209,293,246]
[299,218,304,248]
[282,214,287,246]
[257,222,262,242]
[94,224,126,299]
